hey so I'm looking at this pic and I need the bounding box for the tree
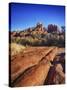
[61,26,65,35]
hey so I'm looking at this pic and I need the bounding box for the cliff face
[32,23,47,34]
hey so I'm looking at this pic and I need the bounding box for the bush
[11,33,65,47]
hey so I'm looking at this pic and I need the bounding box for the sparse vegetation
[11,33,65,47]
[10,43,26,56]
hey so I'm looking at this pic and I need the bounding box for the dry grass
[10,43,26,56]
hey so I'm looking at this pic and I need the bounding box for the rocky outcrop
[11,22,47,38]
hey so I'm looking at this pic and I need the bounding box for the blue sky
[9,3,65,31]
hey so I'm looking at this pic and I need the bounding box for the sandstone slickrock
[11,47,57,87]
[11,47,54,83]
